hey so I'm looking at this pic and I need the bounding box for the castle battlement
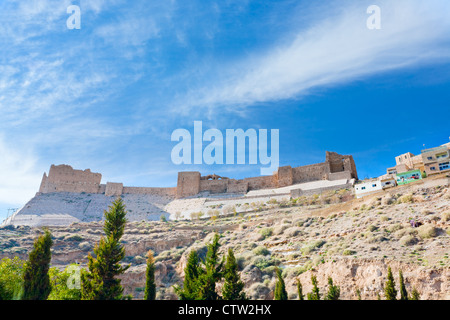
[37,151,357,199]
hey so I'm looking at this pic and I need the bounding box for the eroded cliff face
[1,180,449,300]
[290,259,449,300]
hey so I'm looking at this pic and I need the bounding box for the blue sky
[1,0,450,221]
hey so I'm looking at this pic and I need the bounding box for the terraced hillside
[0,174,449,300]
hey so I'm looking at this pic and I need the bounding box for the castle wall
[105,182,124,197]
[243,175,276,190]
[40,165,101,194]
[122,187,177,197]
[176,172,201,198]
[226,180,248,193]
[199,179,228,194]
[38,151,357,200]
[276,166,293,187]
[292,162,329,183]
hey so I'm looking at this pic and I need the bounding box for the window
[372,184,377,188]
[361,187,366,190]
[439,162,450,171]
[430,167,436,171]
[427,157,433,160]
[436,153,448,159]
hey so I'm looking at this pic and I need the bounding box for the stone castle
[38,151,357,199]
[2,151,357,227]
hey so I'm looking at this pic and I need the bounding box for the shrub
[388,224,404,233]
[394,228,418,239]
[284,227,302,237]
[398,194,414,204]
[252,246,270,256]
[367,225,378,232]
[421,209,433,215]
[441,212,450,222]
[247,283,270,300]
[343,249,356,256]
[78,242,91,251]
[417,225,438,239]
[273,224,289,235]
[65,234,84,242]
[399,235,418,246]
[259,228,273,239]
[301,240,326,255]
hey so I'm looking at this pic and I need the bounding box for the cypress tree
[384,267,397,300]
[81,197,129,300]
[409,287,420,300]
[174,250,203,300]
[399,270,408,300]
[222,248,246,300]
[307,275,320,300]
[144,250,156,300]
[325,277,340,300]
[23,230,53,300]
[197,233,223,300]
[355,288,362,300]
[274,268,288,300]
[296,279,304,300]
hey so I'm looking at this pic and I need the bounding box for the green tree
[48,264,82,300]
[81,198,129,300]
[144,250,156,300]
[222,248,246,300]
[399,270,408,300]
[384,267,397,300]
[325,277,340,300]
[23,230,53,300]
[197,234,223,300]
[274,268,288,300]
[174,250,203,300]
[0,257,25,300]
[409,287,420,300]
[355,288,362,300]
[296,279,304,300]
[307,275,320,300]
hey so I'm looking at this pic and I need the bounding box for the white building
[354,180,383,198]
[354,174,397,198]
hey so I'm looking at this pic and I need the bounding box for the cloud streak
[175,0,450,114]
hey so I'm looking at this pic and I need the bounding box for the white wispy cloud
[175,0,450,114]
[0,136,43,206]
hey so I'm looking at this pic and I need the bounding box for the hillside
[0,174,449,300]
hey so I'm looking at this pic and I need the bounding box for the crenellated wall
[37,151,357,200]
[39,165,102,194]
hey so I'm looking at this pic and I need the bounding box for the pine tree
[197,233,223,300]
[174,250,203,300]
[325,277,340,300]
[144,250,156,300]
[307,275,320,300]
[222,248,246,300]
[274,268,288,300]
[296,279,304,300]
[384,267,397,300]
[81,198,129,300]
[23,230,53,300]
[409,287,420,300]
[399,270,408,300]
